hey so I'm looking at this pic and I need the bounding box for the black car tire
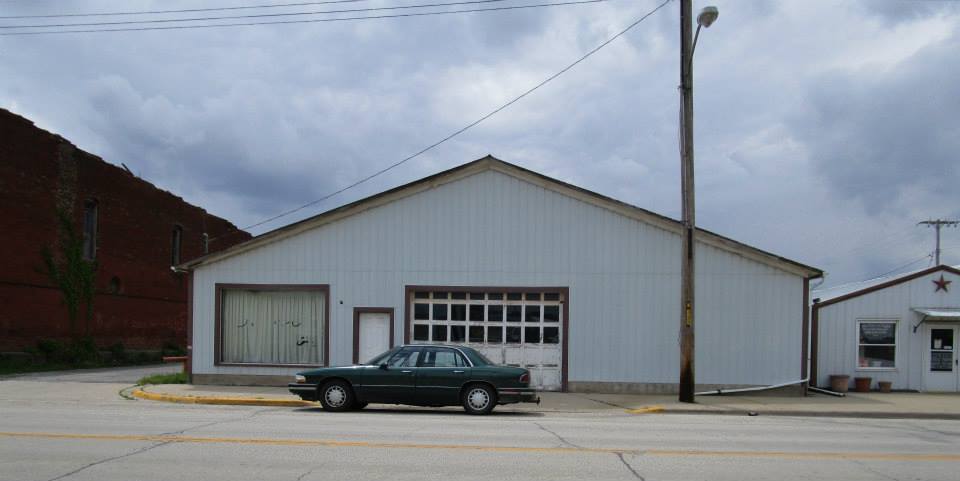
[462,383,496,415]
[318,380,354,412]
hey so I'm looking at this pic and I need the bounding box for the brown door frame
[353,307,395,364]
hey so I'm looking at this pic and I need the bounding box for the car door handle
[401,370,412,373]
[453,370,465,373]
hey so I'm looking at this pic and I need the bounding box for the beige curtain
[221,289,324,364]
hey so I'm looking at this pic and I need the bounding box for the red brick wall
[0,109,251,351]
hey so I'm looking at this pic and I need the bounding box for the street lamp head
[697,6,719,28]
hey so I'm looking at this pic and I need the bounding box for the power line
[0,0,513,29]
[0,0,368,20]
[0,0,604,36]
[210,0,674,237]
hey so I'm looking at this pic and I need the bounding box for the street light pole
[678,0,696,404]
[678,2,717,404]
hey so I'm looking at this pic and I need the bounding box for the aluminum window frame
[856,319,898,371]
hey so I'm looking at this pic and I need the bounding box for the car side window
[387,348,420,367]
[421,348,466,368]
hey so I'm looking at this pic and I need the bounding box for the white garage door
[409,289,564,391]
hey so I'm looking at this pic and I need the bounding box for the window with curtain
[220,288,325,365]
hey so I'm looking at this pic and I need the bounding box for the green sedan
[289,344,540,415]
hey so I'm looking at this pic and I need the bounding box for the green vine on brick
[41,209,96,336]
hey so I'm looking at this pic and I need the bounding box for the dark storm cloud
[860,0,954,24]
[2,0,960,284]
[793,30,960,215]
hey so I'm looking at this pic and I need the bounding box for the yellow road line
[1,431,959,462]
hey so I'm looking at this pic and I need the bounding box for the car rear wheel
[462,384,496,415]
[319,380,354,412]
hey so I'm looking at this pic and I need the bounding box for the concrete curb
[624,406,665,414]
[132,387,317,407]
[660,408,960,420]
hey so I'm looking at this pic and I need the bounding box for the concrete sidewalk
[136,383,960,419]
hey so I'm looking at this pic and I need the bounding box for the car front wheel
[462,384,496,415]
[319,380,354,412]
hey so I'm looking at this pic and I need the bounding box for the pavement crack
[615,452,645,480]
[46,441,171,481]
[163,406,275,436]
[295,463,325,481]
[532,421,582,449]
[849,458,902,481]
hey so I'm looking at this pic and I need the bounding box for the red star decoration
[933,274,952,293]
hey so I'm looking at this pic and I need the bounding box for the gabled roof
[181,155,822,277]
[813,264,960,309]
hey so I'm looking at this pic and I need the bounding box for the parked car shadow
[294,406,544,417]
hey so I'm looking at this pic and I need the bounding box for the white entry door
[925,326,959,392]
[357,311,391,364]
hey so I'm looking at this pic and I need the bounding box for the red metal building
[0,108,250,351]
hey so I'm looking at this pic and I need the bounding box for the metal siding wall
[815,272,960,390]
[192,170,805,385]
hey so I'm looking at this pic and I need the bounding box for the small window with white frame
[858,320,897,369]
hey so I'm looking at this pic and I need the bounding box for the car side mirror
[379,363,389,370]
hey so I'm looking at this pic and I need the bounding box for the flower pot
[878,381,892,393]
[829,375,850,393]
[854,377,872,393]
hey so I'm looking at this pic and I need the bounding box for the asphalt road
[1,367,959,481]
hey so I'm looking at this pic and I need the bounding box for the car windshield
[364,347,401,365]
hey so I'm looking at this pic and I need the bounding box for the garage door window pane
[450,325,465,342]
[414,291,429,299]
[506,306,522,322]
[526,293,541,301]
[432,325,448,342]
[469,305,484,322]
[451,292,467,300]
[543,327,559,344]
[432,292,448,300]
[506,326,521,343]
[451,304,466,321]
[469,292,485,300]
[525,326,540,343]
[507,292,522,301]
[488,293,503,300]
[544,293,560,301]
[433,304,448,321]
[488,305,503,322]
[414,303,429,320]
[487,326,503,343]
[525,305,541,323]
[413,324,429,341]
[544,305,559,322]
[469,326,484,343]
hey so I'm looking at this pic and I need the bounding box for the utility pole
[678,0,696,404]
[918,219,960,265]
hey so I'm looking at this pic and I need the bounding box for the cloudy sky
[3,0,958,287]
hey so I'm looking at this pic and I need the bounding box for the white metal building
[812,265,960,392]
[182,156,822,392]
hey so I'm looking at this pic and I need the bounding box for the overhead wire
[0,0,369,19]
[0,0,606,35]
[206,0,674,238]
[0,0,516,29]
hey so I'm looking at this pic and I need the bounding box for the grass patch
[138,372,187,385]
